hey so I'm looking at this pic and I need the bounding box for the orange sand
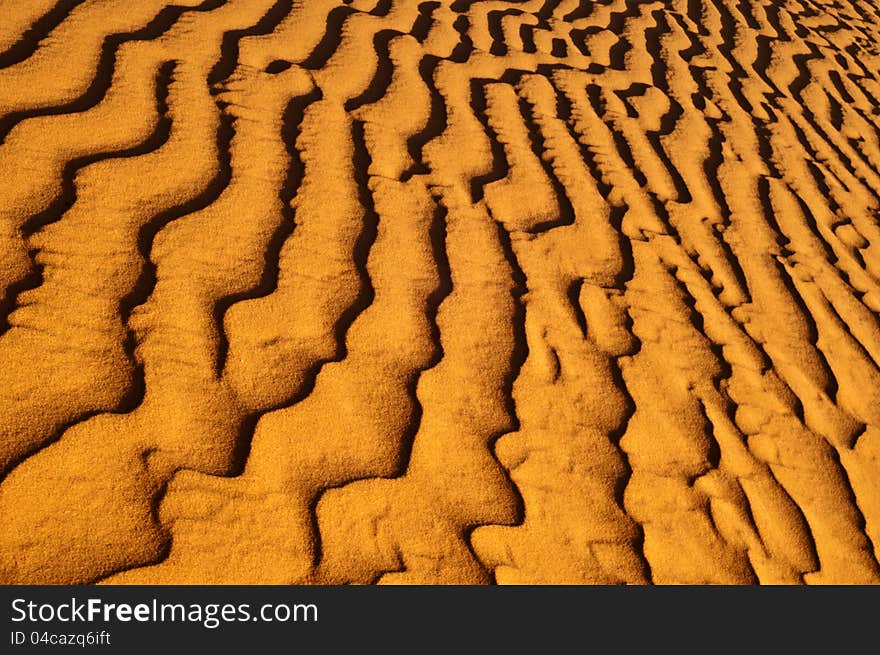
[0,0,879,584]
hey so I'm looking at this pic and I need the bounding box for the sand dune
[0,0,879,584]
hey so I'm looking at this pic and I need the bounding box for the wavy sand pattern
[1,0,879,585]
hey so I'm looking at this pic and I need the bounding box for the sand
[0,0,878,585]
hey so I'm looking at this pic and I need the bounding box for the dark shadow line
[0,0,227,145]
[0,0,87,69]
[207,0,293,86]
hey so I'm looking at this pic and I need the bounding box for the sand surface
[1,0,879,585]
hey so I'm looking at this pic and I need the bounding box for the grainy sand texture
[0,0,879,585]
